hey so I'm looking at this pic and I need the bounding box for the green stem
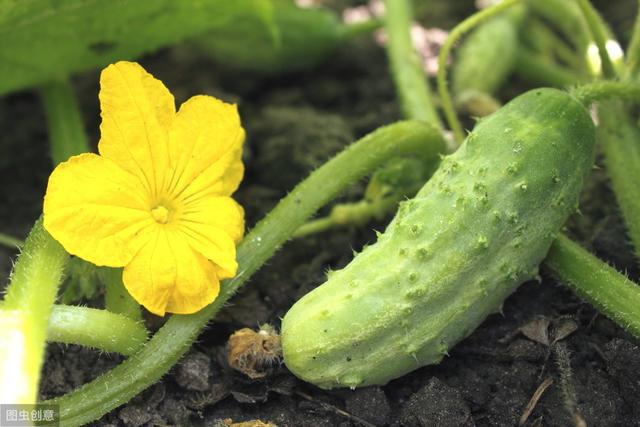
[1,219,68,403]
[47,305,147,356]
[384,0,441,127]
[294,216,336,239]
[544,234,640,338]
[48,120,443,426]
[522,18,585,70]
[514,48,584,88]
[339,18,382,40]
[437,0,520,145]
[571,81,640,105]
[576,0,616,78]
[293,195,400,239]
[625,0,640,78]
[525,0,591,54]
[596,101,640,260]
[99,268,142,322]
[40,79,90,165]
[0,231,24,249]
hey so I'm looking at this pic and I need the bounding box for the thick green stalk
[99,268,142,322]
[571,81,640,105]
[48,120,444,426]
[437,0,520,144]
[1,220,68,403]
[384,0,441,126]
[596,101,640,260]
[625,0,640,78]
[576,0,616,78]
[545,234,640,338]
[40,79,90,165]
[47,305,147,356]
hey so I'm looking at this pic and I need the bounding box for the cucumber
[195,2,345,73]
[451,9,523,116]
[281,88,595,389]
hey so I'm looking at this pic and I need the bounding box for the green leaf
[0,0,275,95]
[60,257,101,304]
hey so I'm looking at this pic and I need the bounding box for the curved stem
[571,81,640,106]
[544,234,640,338]
[514,48,584,88]
[576,0,616,79]
[625,0,640,78]
[39,79,90,165]
[525,0,591,53]
[437,0,520,145]
[524,18,584,70]
[1,220,68,403]
[0,231,24,249]
[293,195,399,239]
[293,216,336,239]
[47,305,147,356]
[47,120,444,426]
[384,0,441,127]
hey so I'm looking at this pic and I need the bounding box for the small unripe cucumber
[196,3,344,73]
[452,9,523,115]
[281,88,595,389]
[452,14,519,95]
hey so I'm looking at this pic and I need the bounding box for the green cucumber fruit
[195,2,345,74]
[281,88,596,389]
[452,9,523,116]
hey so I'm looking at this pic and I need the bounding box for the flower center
[151,205,170,224]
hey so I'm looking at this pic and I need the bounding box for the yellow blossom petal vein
[43,61,245,316]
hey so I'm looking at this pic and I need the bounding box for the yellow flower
[43,61,245,316]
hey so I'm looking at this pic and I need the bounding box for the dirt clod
[605,338,640,418]
[117,405,152,427]
[399,377,472,427]
[159,397,193,426]
[344,386,391,426]
[175,351,212,391]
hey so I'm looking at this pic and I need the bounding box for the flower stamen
[151,205,170,224]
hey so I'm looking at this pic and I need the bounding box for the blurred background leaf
[0,0,276,95]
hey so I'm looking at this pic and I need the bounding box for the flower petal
[165,95,244,201]
[98,61,175,197]
[122,227,220,316]
[43,153,153,267]
[181,196,244,243]
[179,220,239,279]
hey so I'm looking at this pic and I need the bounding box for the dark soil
[1,2,639,426]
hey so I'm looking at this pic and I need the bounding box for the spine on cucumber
[281,88,595,389]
